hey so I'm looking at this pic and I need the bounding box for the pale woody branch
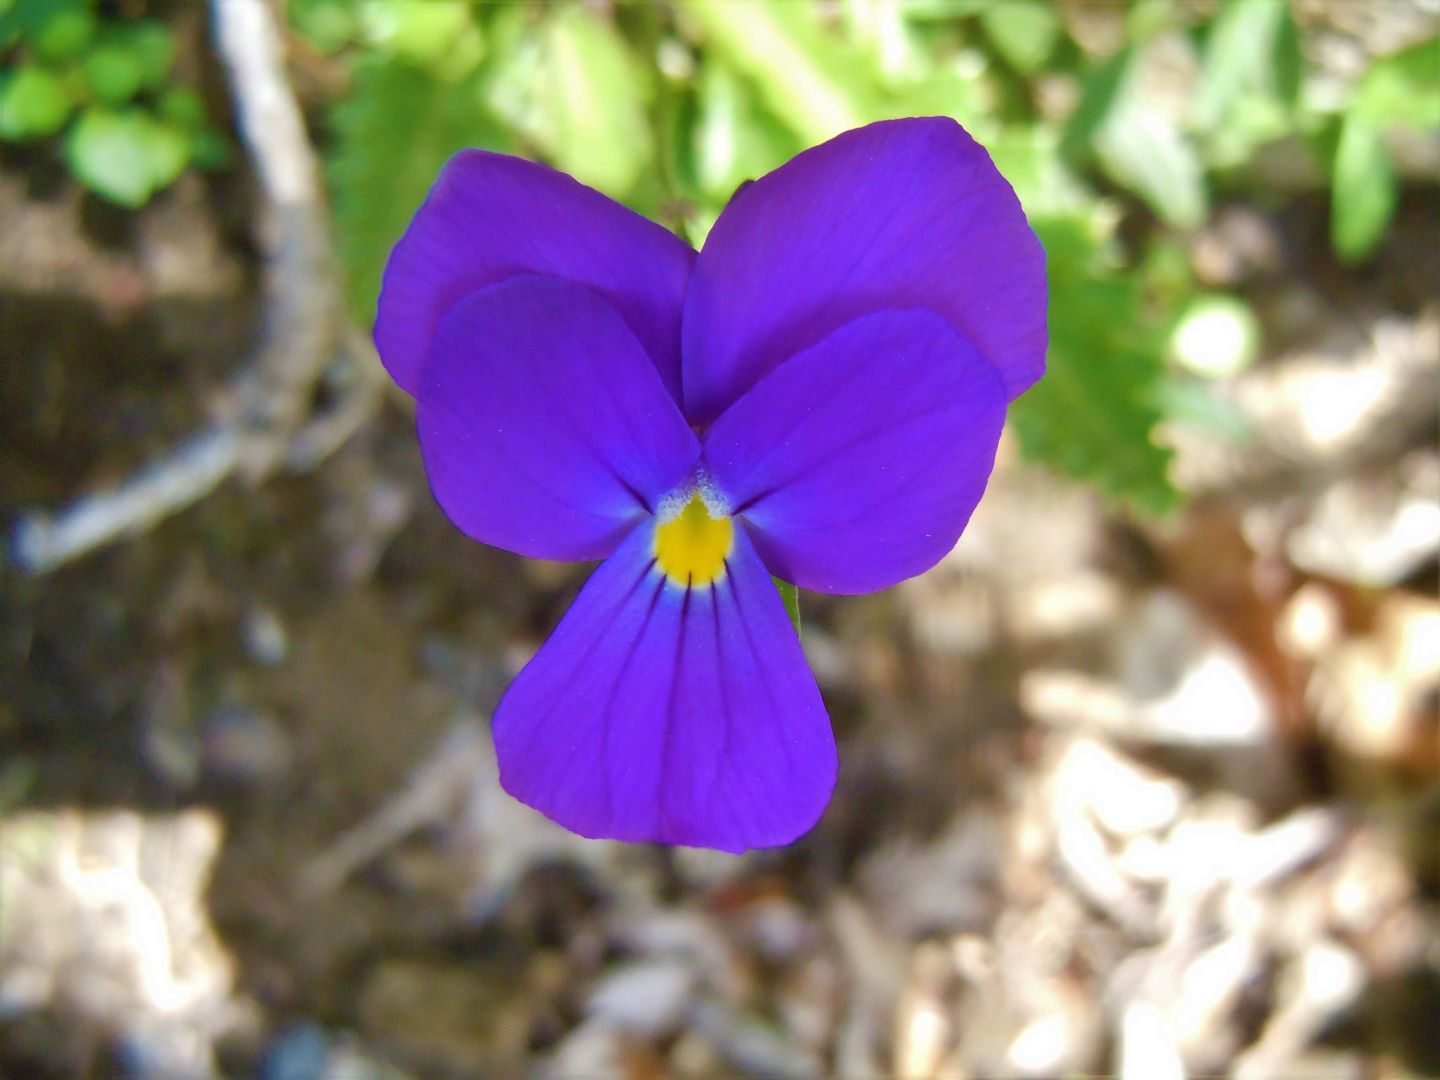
[11,0,382,575]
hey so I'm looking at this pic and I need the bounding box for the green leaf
[20,0,95,62]
[1194,0,1302,132]
[1189,0,1302,166]
[0,64,73,140]
[1060,49,1132,170]
[1331,113,1396,263]
[1010,218,1181,517]
[157,86,205,130]
[484,5,649,198]
[72,22,174,106]
[538,6,651,196]
[361,0,481,74]
[884,58,995,137]
[1094,102,1207,229]
[155,87,228,169]
[986,125,1089,217]
[0,1,19,50]
[980,0,1059,74]
[1156,376,1252,442]
[187,128,229,170]
[289,0,362,56]
[692,60,801,204]
[1062,46,1207,228]
[1123,0,1173,45]
[64,106,189,207]
[842,0,926,83]
[898,0,989,18]
[1351,37,1440,130]
[82,39,146,105]
[682,0,877,144]
[774,579,802,637]
[116,21,177,92]
[329,58,509,320]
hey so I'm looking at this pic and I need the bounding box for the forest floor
[0,95,1437,1079]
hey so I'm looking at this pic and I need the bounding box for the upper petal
[681,116,1045,423]
[703,307,1006,595]
[493,521,837,852]
[418,275,699,562]
[377,149,696,399]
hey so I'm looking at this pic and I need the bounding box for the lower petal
[492,522,836,852]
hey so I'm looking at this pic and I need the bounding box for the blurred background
[1,0,1437,1076]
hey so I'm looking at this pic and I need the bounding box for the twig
[10,0,379,575]
[297,721,492,900]
[284,329,386,473]
[12,431,244,573]
[212,0,344,449]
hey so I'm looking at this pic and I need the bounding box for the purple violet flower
[376,117,1046,853]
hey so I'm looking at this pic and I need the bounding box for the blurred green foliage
[0,0,225,206]
[297,0,1427,516]
[41,0,1419,519]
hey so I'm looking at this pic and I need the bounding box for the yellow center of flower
[655,492,733,587]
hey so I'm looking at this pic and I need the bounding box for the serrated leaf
[1331,113,1396,263]
[64,106,188,207]
[980,0,1058,74]
[1010,218,1180,517]
[0,65,73,139]
[329,58,509,320]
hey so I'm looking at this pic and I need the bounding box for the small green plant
[0,0,226,207]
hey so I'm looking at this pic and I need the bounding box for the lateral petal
[418,275,699,562]
[378,150,695,399]
[703,308,1006,595]
[682,116,1045,422]
[493,523,836,852]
